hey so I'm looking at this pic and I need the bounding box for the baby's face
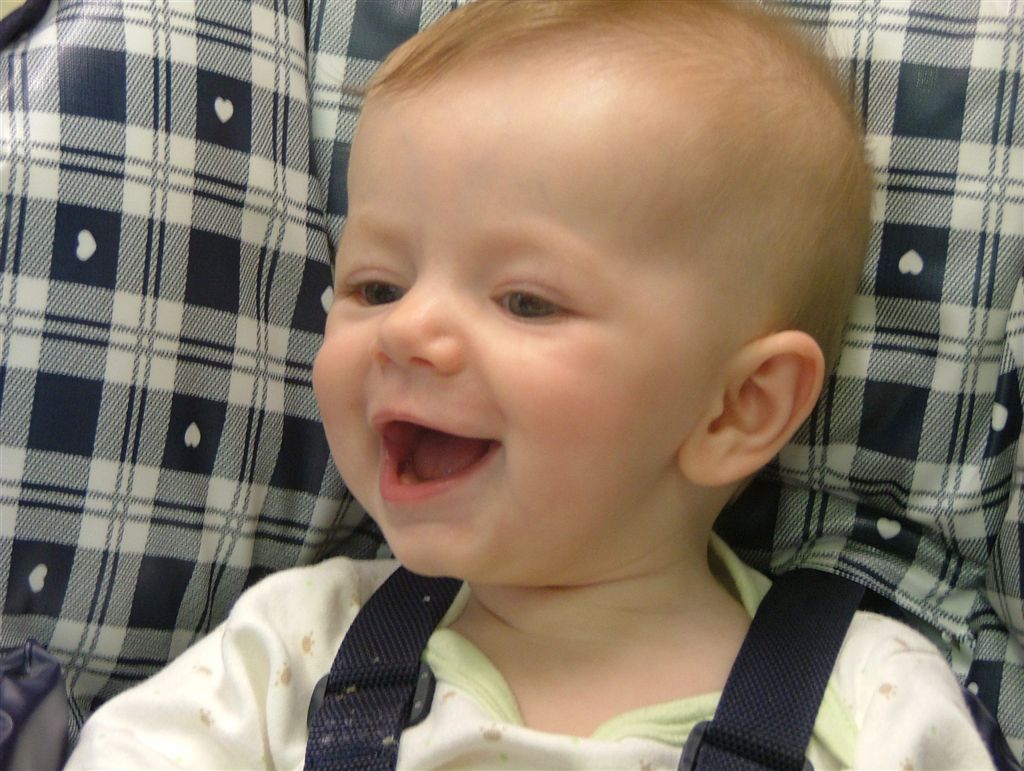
[313,58,744,586]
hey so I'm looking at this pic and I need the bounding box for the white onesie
[66,537,994,770]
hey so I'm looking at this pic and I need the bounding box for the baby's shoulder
[830,612,996,768]
[839,609,947,666]
[830,609,965,714]
[227,557,400,636]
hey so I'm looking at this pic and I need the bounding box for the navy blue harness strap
[680,569,865,771]
[304,567,459,771]
[0,0,50,48]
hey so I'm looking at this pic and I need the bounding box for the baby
[66,1,994,768]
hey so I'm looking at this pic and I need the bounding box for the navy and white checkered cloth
[0,0,381,734]
[2,0,1022,760]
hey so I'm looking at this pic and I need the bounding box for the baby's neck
[448,549,750,736]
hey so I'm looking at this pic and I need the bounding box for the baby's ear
[678,331,825,488]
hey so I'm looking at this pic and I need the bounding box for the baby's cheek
[312,343,365,458]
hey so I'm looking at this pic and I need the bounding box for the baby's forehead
[357,57,739,243]
[366,47,747,174]
[355,11,852,255]
[367,29,814,180]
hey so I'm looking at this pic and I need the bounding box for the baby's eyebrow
[345,212,609,275]
[466,221,607,270]
[342,213,417,254]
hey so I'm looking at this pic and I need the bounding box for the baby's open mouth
[381,421,497,484]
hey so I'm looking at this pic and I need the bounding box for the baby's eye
[500,291,561,319]
[352,281,405,306]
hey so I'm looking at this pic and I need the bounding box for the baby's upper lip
[370,409,492,442]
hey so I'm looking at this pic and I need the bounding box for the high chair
[0,0,1021,767]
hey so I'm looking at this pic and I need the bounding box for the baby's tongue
[412,428,491,481]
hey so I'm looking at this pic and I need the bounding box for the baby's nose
[373,290,466,375]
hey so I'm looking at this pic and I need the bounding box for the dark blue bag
[0,640,68,771]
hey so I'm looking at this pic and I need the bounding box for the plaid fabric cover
[1,0,1022,760]
[0,0,380,732]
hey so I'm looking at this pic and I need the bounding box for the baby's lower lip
[379,440,500,504]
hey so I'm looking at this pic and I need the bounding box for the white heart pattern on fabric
[321,286,333,314]
[29,563,48,593]
[76,229,97,261]
[898,249,924,276]
[876,518,901,540]
[185,422,202,448]
[992,403,1009,432]
[214,96,234,123]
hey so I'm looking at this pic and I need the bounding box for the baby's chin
[391,551,451,578]
[385,542,493,585]
[375,517,552,586]
[371,525,453,575]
